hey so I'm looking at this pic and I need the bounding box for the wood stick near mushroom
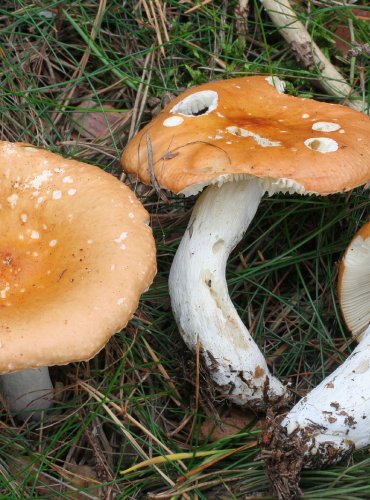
[260,0,365,112]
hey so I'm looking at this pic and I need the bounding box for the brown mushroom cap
[338,221,370,338]
[121,76,370,195]
[0,141,156,372]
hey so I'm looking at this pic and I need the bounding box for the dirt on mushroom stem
[260,410,355,499]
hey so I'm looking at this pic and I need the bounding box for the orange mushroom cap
[0,141,156,372]
[121,76,370,196]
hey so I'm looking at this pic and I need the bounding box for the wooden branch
[260,0,365,112]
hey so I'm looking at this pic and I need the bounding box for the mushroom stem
[0,368,53,420]
[169,178,289,410]
[264,324,370,499]
[284,322,370,463]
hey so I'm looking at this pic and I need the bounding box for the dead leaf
[200,408,262,442]
[72,99,127,139]
[335,10,370,56]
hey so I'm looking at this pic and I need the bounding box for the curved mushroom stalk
[264,324,370,499]
[284,323,370,464]
[0,368,53,420]
[169,178,289,410]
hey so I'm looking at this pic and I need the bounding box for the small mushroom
[0,141,156,419]
[263,221,370,499]
[121,76,370,410]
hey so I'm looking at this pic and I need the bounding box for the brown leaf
[72,99,127,139]
[335,10,370,56]
[200,408,262,442]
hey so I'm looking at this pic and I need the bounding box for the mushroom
[263,221,370,499]
[121,76,370,410]
[0,141,156,419]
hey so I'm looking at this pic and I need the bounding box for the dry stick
[146,132,169,203]
[76,380,176,486]
[141,337,182,406]
[52,0,107,126]
[77,380,189,473]
[148,0,165,56]
[186,336,201,444]
[235,0,250,47]
[259,0,365,112]
[127,50,154,142]
[119,50,154,182]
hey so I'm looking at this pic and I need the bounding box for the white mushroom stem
[169,178,288,410]
[282,323,370,467]
[0,368,53,420]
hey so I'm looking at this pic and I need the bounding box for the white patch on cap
[114,232,128,250]
[111,264,116,271]
[3,144,16,154]
[31,230,40,239]
[68,188,77,196]
[115,232,128,243]
[87,239,93,244]
[302,114,310,119]
[30,170,53,189]
[7,194,18,209]
[304,137,338,153]
[163,116,184,127]
[265,76,286,94]
[226,126,281,147]
[128,212,134,219]
[170,90,218,117]
[20,213,28,223]
[49,240,57,247]
[0,283,10,299]
[62,176,74,183]
[117,298,125,305]
[52,190,62,200]
[312,122,341,132]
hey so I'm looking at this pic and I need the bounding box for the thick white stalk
[283,323,370,466]
[169,179,288,410]
[0,368,53,420]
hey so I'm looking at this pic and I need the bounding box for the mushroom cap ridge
[338,221,370,338]
[121,76,370,195]
[0,141,156,372]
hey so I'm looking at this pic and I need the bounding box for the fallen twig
[260,0,366,112]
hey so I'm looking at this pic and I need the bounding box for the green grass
[0,0,369,497]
